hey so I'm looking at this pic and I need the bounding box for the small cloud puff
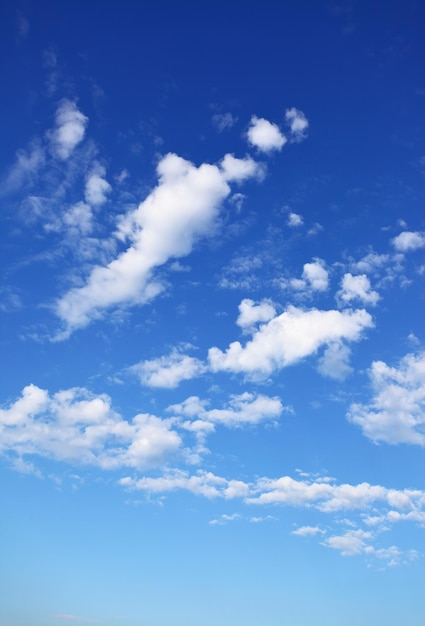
[285,107,309,142]
[48,99,88,160]
[392,231,425,252]
[247,116,286,153]
[287,212,304,227]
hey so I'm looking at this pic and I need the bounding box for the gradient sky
[1,2,424,625]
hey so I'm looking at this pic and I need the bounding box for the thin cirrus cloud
[54,152,263,338]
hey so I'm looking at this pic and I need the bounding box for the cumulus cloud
[220,153,263,183]
[287,212,303,227]
[236,298,276,330]
[289,259,329,294]
[246,116,286,153]
[348,351,425,445]
[208,304,373,378]
[0,384,181,470]
[84,164,111,206]
[131,350,206,388]
[392,231,425,252]
[337,273,380,306]
[324,529,372,556]
[48,99,88,160]
[285,107,309,142]
[55,151,262,336]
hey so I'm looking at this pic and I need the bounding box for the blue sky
[1,1,424,625]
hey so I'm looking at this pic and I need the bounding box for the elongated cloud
[208,305,373,377]
[348,351,425,445]
[55,153,262,336]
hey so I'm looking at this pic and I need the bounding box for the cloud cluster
[348,351,425,445]
[337,273,380,306]
[0,385,285,471]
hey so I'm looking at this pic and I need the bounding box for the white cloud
[131,350,206,388]
[220,153,263,183]
[292,525,325,536]
[0,384,181,470]
[168,392,285,428]
[236,298,276,330]
[48,99,88,160]
[302,259,329,291]
[324,529,372,556]
[208,305,373,378]
[212,112,237,132]
[85,164,111,206]
[317,342,353,380]
[287,212,303,227]
[63,201,93,236]
[392,231,425,252]
[246,116,286,153]
[56,152,257,336]
[337,273,380,306]
[285,107,309,142]
[1,141,45,194]
[348,351,425,445]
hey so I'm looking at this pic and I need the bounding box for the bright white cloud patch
[392,231,425,252]
[209,305,373,378]
[131,350,206,388]
[236,298,276,330]
[246,116,286,153]
[0,384,181,469]
[338,273,380,306]
[220,153,263,183]
[55,152,262,336]
[48,99,88,160]
[84,164,111,206]
[285,107,309,142]
[348,351,425,445]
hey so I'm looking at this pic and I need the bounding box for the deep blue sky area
[0,2,424,625]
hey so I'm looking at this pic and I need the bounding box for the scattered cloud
[130,350,207,388]
[287,212,304,227]
[246,116,286,153]
[337,273,380,306]
[392,231,425,252]
[348,351,425,445]
[292,525,325,536]
[47,99,88,160]
[285,107,309,142]
[84,163,111,206]
[208,304,373,378]
[212,112,237,132]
